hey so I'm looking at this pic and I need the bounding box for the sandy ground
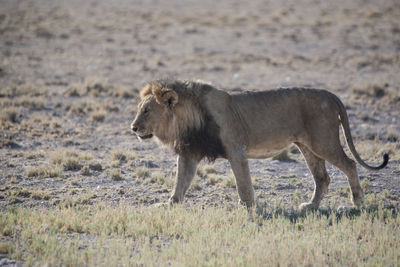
[0,0,399,211]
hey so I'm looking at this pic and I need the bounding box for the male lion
[131,80,388,210]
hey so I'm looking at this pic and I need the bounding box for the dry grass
[109,169,123,181]
[150,172,174,188]
[0,107,19,123]
[26,166,62,179]
[65,79,134,99]
[272,150,293,161]
[90,111,106,122]
[12,96,45,110]
[351,83,400,106]
[68,102,94,115]
[224,175,236,188]
[135,166,150,179]
[0,204,398,266]
[89,162,103,171]
[206,174,223,185]
[24,150,100,179]
[50,150,95,171]
[81,165,91,176]
[356,140,399,161]
[111,150,127,162]
[62,157,82,171]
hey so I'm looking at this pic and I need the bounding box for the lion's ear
[155,90,178,108]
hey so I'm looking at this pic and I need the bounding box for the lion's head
[131,80,225,161]
[130,82,178,141]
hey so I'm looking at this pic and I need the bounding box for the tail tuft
[381,153,389,169]
[368,153,389,171]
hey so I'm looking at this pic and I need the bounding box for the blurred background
[0,0,399,209]
[1,0,399,89]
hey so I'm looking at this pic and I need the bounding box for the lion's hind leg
[305,138,364,208]
[296,143,331,211]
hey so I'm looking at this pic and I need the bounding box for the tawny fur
[131,80,388,209]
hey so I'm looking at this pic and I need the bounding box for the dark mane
[172,82,226,162]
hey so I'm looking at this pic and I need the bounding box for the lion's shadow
[253,203,398,224]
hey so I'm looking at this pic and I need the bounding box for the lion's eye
[143,108,149,114]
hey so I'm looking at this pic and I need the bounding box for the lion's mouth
[139,134,153,139]
[134,133,153,141]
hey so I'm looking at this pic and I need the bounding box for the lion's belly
[246,144,291,159]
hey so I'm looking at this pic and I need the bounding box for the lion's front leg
[169,154,200,205]
[227,148,255,208]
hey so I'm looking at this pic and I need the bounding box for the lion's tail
[333,95,389,170]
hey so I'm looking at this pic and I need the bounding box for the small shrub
[9,176,18,184]
[112,150,127,162]
[136,166,150,178]
[103,104,120,112]
[279,173,296,179]
[224,175,236,188]
[26,152,44,160]
[293,190,302,206]
[50,151,64,165]
[8,196,23,204]
[91,112,106,122]
[197,168,206,178]
[126,151,138,160]
[85,82,110,97]
[206,174,222,185]
[51,151,93,171]
[0,242,14,254]
[68,102,94,115]
[65,87,81,97]
[150,172,171,186]
[14,96,45,110]
[78,152,93,161]
[360,179,371,192]
[289,178,303,187]
[272,150,292,161]
[150,172,174,188]
[381,189,392,198]
[204,165,216,174]
[11,189,31,198]
[81,165,90,176]
[252,177,261,189]
[353,84,386,98]
[31,190,51,200]
[89,162,103,171]
[26,166,61,178]
[110,169,123,181]
[62,158,81,171]
[26,168,40,178]
[190,177,202,191]
[1,108,18,123]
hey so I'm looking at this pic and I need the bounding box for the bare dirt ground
[1,0,399,211]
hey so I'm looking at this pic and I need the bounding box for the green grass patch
[0,204,398,266]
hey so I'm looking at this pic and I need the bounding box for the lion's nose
[131,125,138,132]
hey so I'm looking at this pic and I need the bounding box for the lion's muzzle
[131,123,153,140]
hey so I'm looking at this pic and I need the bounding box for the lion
[131,79,389,210]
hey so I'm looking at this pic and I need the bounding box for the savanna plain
[0,0,399,265]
